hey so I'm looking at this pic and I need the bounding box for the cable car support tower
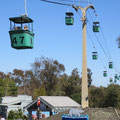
[72,4,94,108]
[40,0,95,108]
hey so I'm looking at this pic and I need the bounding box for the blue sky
[0,0,120,87]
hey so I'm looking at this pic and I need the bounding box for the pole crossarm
[72,4,94,21]
[72,4,94,12]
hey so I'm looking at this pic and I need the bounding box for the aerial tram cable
[87,26,107,70]
[88,8,120,73]
[88,29,108,77]
[100,27,111,59]
[77,10,108,74]
[74,4,117,78]
[78,10,108,77]
[88,10,112,61]
[40,0,120,78]
[25,0,28,16]
[40,0,72,6]
[40,0,92,6]
[88,6,120,76]
[88,1,113,61]
[55,0,90,3]
[87,19,111,62]
[88,19,115,71]
[90,1,120,77]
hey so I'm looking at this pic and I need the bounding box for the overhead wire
[87,19,111,61]
[88,11,112,60]
[76,10,107,70]
[56,0,90,3]
[88,1,120,82]
[40,0,120,80]
[25,0,28,16]
[76,10,108,85]
[40,0,72,6]
[88,2,120,74]
[87,29,107,70]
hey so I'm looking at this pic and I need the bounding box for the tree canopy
[1,56,120,108]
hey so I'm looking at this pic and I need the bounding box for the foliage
[3,56,120,109]
[89,84,120,108]
[31,57,65,95]
[60,68,81,103]
[2,56,120,108]
[89,86,106,107]
[33,85,46,99]
[0,78,18,97]
[87,68,93,87]
[0,57,93,105]
[105,84,120,108]
[8,109,25,120]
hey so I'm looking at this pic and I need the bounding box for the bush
[8,109,25,120]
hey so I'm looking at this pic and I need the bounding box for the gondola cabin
[109,62,113,69]
[92,52,98,60]
[115,74,118,79]
[9,15,34,49]
[115,74,119,80]
[114,79,117,83]
[65,12,74,25]
[110,78,113,83]
[103,71,107,77]
[93,22,99,32]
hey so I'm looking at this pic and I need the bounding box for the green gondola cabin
[103,71,107,77]
[110,78,113,83]
[109,62,113,69]
[65,12,74,25]
[93,22,99,32]
[92,52,98,60]
[114,79,117,83]
[9,15,34,49]
[115,74,118,79]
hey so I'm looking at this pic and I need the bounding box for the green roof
[9,15,33,23]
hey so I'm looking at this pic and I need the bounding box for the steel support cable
[88,15,120,74]
[88,11,112,60]
[40,0,72,6]
[88,11,112,59]
[87,29,107,70]
[40,0,120,74]
[40,0,110,62]
[77,11,107,70]
[88,11,119,73]
[99,27,119,73]
[25,0,28,16]
[88,19,111,61]
[88,2,119,74]
[100,27,111,59]
[56,0,90,3]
